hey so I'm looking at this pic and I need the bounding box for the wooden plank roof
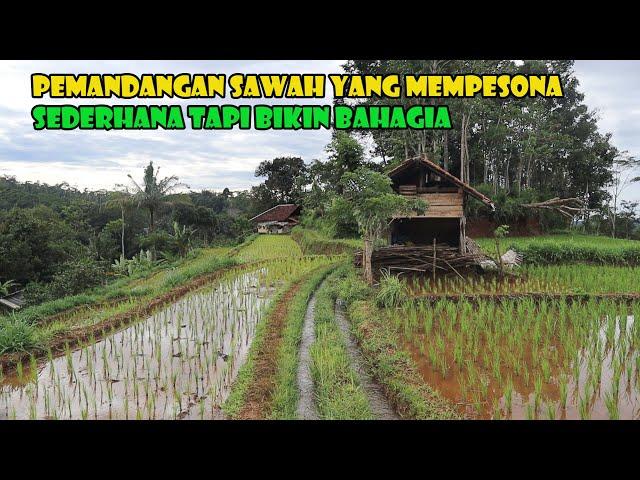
[387,154,495,210]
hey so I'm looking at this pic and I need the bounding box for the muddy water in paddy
[0,270,275,420]
[403,312,640,419]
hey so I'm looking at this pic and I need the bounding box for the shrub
[0,316,39,354]
[336,267,371,304]
[112,250,164,277]
[23,257,107,305]
[0,279,18,296]
[291,227,360,255]
[375,269,406,308]
[475,235,640,266]
[49,257,107,295]
[138,230,174,255]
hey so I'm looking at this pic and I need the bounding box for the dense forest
[1,60,638,306]
[0,166,258,304]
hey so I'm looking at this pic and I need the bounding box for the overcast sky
[0,60,638,203]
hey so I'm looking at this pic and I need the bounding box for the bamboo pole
[432,238,436,283]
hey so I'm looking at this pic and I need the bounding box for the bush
[375,269,406,308]
[336,267,371,304]
[476,234,640,266]
[291,227,360,255]
[518,243,640,265]
[50,257,107,295]
[138,230,174,255]
[23,257,107,305]
[0,316,39,354]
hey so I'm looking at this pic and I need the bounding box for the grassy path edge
[308,271,373,419]
[335,266,460,419]
[269,264,338,419]
[332,299,399,419]
[223,264,337,419]
[346,299,461,419]
[0,258,243,371]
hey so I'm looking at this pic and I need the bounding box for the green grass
[475,234,640,265]
[224,264,337,418]
[0,317,40,355]
[310,268,372,419]
[234,234,303,262]
[405,264,640,295]
[269,264,337,419]
[376,269,407,307]
[222,285,285,418]
[336,267,460,419]
[291,227,361,255]
[0,249,236,355]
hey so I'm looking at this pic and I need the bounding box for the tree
[607,152,639,238]
[343,60,618,218]
[105,189,133,259]
[618,201,639,239]
[333,167,425,285]
[254,156,308,204]
[0,205,81,283]
[321,132,367,193]
[128,162,186,231]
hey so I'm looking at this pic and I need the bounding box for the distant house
[0,290,25,311]
[250,204,301,234]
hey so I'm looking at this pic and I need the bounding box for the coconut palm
[128,162,187,231]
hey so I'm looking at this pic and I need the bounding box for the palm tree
[128,162,187,231]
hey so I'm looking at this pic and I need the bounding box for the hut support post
[459,216,466,254]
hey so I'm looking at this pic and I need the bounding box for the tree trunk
[363,237,373,285]
[460,113,468,182]
[464,129,470,184]
[443,130,449,171]
[149,208,155,231]
[483,153,489,184]
[120,205,126,258]
[492,156,499,195]
[504,152,511,194]
[515,156,525,194]
[612,205,617,239]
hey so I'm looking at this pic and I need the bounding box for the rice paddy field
[0,235,341,420]
[3,231,639,420]
[405,265,640,295]
[1,270,272,419]
[378,234,640,419]
[392,298,640,419]
[475,234,640,266]
[235,234,303,262]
